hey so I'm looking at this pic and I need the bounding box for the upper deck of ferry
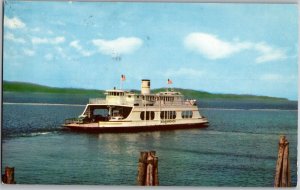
[65,79,202,125]
[88,79,196,107]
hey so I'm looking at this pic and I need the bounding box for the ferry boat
[63,79,208,132]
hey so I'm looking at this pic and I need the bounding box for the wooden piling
[2,167,16,184]
[137,152,148,185]
[274,136,291,187]
[153,156,159,186]
[145,158,154,186]
[137,151,159,186]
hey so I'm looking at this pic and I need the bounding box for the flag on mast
[167,78,173,84]
[121,74,126,81]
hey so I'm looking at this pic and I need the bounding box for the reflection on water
[1,92,298,186]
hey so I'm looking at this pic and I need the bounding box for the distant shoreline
[3,102,297,111]
[3,80,292,102]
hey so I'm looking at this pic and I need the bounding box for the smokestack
[141,79,151,95]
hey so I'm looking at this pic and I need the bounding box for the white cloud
[56,47,65,57]
[45,53,53,61]
[70,40,93,57]
[4,33,25,43]
[92,37,143,56]
[53,37,65,44]
[32,37,48,44]
[55,46,71,61]
[184,32,286,63]
[184,33,251,59]
[4,16,26,29]
[32,36,65,45]
[254,43,286,63]
[23,49,35,56]
[70,40,80,49]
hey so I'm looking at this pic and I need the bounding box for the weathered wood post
[153,155,159,186]
[2,167,16,184]
[274,136,291,187]
[145,154,154,186]
[137,152,148,185]
[137,151,159,186]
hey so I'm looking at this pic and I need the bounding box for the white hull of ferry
[63,79,209,133]
[63,119,208,132]
[63,104,209,132]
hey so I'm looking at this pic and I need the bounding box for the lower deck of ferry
[63,103,209,132]
[63,121,209,133]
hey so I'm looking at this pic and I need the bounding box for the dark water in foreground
[1,92,298,186]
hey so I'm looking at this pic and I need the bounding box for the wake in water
[2,127,63,139]
[19,131,53,137]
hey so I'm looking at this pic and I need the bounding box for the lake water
[1,92,298,186]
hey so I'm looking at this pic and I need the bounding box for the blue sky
[3,1,298,100]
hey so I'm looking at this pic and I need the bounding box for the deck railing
[65,118,83,124]
[88,98,196,106]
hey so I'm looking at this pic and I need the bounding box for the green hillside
[3,81,104,96]
[3,80,289,101]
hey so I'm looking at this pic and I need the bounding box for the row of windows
[182,111,193,118]
[160,111,176,119]
[161,97,175,102]
[139,111,193,120]
[140,111,155,120]
[109,93,181,102]
[108,92,125,96]
[144,96,177,101]
[142,96,156,101]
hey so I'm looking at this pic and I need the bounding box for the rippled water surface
[1,92,298,186]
